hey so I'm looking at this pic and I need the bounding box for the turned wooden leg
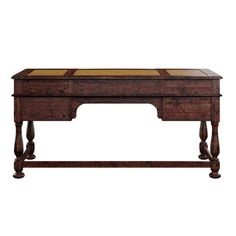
[198,121,208,160]
[26,121,36,160]
[13,121,25,178]
[209,122,221,178]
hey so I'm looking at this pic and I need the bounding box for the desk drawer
[163,97,211,120]
[163,80,212,95]
[21,97,70,121]
[15,80,69,96]
[73,80,161,96]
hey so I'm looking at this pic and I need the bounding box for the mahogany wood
[199,121,208,160]
[210,122,221,178]
[13,122,24,178]
[23,161,211,168]
[12,68,222,178]
[26,121,36,160]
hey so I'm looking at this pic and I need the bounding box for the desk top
[12,69,222,80]
[13,68,221,122]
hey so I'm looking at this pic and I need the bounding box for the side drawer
[15,80,69,96]
[163,97,211,120]
[21,97,70,121]
[163,80,212,95]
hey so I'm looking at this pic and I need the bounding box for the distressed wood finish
[12,68,222,178]
[21,97,70,121]
[19,80,69,96]
[162,97,211,120]
[15,79,216,97]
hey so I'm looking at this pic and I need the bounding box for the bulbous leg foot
[13,171,25,179]
[209,171,221,179]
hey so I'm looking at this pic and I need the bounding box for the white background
[0,0,235,235]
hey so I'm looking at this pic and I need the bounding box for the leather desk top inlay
[13,68,221,79]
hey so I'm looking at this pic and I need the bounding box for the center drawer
[72,80,161,96]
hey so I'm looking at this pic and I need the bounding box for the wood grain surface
[12,68,222,178]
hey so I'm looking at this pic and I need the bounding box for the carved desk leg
[26,121,36,160]
[198,121,208,160]
[13,121,25,178]
[209,122,221,178]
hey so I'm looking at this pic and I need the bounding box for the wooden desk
[12,68,222,178]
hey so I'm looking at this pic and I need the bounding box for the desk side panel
[14,97,22,122]
[211,97,220,122]
[211,80,220,122]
